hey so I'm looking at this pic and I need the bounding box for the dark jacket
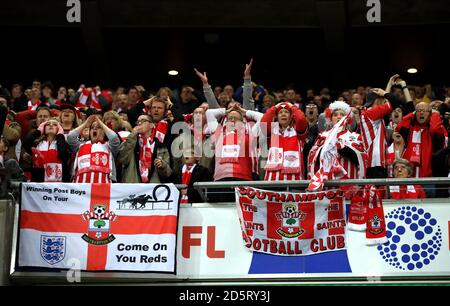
[22,131,72,182]
[118,132,172,183]
[174,164,213,203]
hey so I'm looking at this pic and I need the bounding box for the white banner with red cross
[18,183,179,273]
[236,187,347,256]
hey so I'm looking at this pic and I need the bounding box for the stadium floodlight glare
[407,68,418,74]
[168,70,179,76]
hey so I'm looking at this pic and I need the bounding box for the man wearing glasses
[396,102,446,196]
[118,114,172,183]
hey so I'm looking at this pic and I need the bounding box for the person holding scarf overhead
[260,102,308,181]
[118,114,172,183]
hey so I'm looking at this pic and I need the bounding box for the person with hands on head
[22,119,71,182]
[67,115,120,183]
[205,83,263,179]
[128,96,173,147]
[396,102,446,181]
[206,104,259,201]
[259,101,308,181]
[360,84,406,179]
[118,113,172,183]
[386,75,415,115]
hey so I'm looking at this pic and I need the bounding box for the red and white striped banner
[19,183,179,272]
[236,187,347,256]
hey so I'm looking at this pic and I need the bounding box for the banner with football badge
[236,187,346,256]
[18,183,179,273]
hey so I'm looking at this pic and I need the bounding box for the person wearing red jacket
[396,102,446,178]
[260,102,308,181]
[396,102,446,198]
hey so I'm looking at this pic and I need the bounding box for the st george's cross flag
[236,187,347,256]
[18,183,179,273]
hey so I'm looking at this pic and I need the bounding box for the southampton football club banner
[236,187,346,256]
[18,183,179,273]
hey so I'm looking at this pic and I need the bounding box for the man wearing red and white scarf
[260,102,308,181]
[197,60,262,177]
[396,102,446,179]
[207,105,260,182]
[118,114,172,183]
[128,96,172,147]
[67,115,120,183]
[207,106,258,202]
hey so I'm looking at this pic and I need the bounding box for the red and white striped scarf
[307,114,350,191]
[219,129,242,164]
[118,130,131,142]
[265,126,301,175]
[181,164,196,204]
[348,185,388,245]
[408,128,423,164]
[138,135,155,183]
[28,100,42,111]
[76,87,102,111]
[152,120,168,144]
[360,104,391,168]
[220,116,259,174]
[389,185,425,199]
[74,141,112,183]
[32,140,63,182]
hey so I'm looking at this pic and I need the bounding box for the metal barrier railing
[4,178,450,285]
[194,177,450,201]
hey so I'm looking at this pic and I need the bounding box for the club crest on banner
[40,235,66,265]
[368,214,384,235]
[275,203,307,238]
[81,204,117,245]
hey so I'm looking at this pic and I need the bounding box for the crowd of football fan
[1,60,450,201]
